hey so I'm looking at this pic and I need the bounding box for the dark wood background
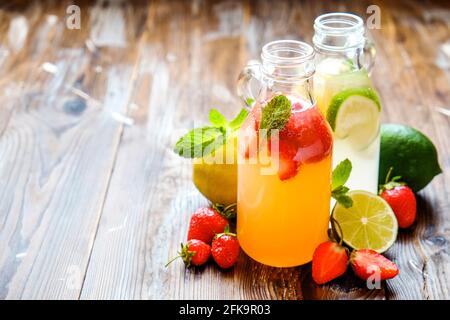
[0,0,448,299]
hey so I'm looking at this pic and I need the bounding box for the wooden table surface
[0,0,449,300]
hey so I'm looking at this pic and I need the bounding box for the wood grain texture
[0,0,449,300]
[0,0,138,299]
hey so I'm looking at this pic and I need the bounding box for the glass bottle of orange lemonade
[313,13,381,193]
[236,40,333,267]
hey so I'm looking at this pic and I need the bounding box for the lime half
[332,190,398,253]
[327,87,381,150]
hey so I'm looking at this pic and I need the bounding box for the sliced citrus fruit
[326,87,381,150]
[332,190,398,253]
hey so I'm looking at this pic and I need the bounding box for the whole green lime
[379,124,442,192]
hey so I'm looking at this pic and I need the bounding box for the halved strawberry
[350,249,399,281]
[269,135,299,180]
[281,107,332,163]
[312,241,349,285]
[277,154,298,181]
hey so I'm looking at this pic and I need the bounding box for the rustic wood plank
[80,0,306,300]
[0,0,139,299]
[368,0,450,300]
[0,0,448,300]
[80,0,450,300]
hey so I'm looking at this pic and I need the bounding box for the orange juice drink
[237,96,333,267]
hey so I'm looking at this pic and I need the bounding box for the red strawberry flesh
[187,207,228,244]
[211,234,240,269]
[381,186,416,228]
[187,240,211,267]
[351,249,399,281]
[312,241,348,285]
[238,96,332,181]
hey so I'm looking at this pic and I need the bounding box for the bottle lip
[314,12,364,34]
[313,13,365,52]
[261,40,315,66]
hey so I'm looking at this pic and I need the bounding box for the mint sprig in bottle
[236,40,333,267]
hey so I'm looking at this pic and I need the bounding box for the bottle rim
[313,13,365,52]
[314,12,364,34]
[261,40,315,66]
[259,40,315,83]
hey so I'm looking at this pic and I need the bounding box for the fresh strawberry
[379,167,417,228]
[268,136,299,180]
[187,207,228,244]
[166,240,211,268]
[312,241,349,285]
[350,249,399,281]
[280,106,332,164]
[312,111,333,160]
[381,186,416,228]
[211,226,240,269]
[277,151,299,180]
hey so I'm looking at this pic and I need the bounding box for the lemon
[326,87,381,150]
[192,135,238,206]
[332,190,398,253]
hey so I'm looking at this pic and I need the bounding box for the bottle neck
[260,40,315,84]
[236,40,317,108]
[313,13,366,58]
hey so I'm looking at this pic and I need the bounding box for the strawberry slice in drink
[269,133,299,181]
[276,140,299,180]
[281,105,332,164]
[241,97,332,181]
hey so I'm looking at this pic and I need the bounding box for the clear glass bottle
[236,40,333,267]
[313,13,380,193]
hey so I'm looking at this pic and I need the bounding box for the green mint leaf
[174,127,223,158]
[209,109,227,128]
[331,159,353,208]
[245,98,255,107]
[333,193,353,208]
[332,185,350,194]
[260,95,291,134]
[332,159,352,191]
[174,108,250,159]
[228,108,249,130]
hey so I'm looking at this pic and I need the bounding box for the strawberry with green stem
[187,207,229,244]
[211,225,240,269]
[379,167,417,228]
[211,203,237,219]
[166,240,211,268]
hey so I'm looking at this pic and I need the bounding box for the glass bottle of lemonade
[236,40,333,267]
[313,13,381,193]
